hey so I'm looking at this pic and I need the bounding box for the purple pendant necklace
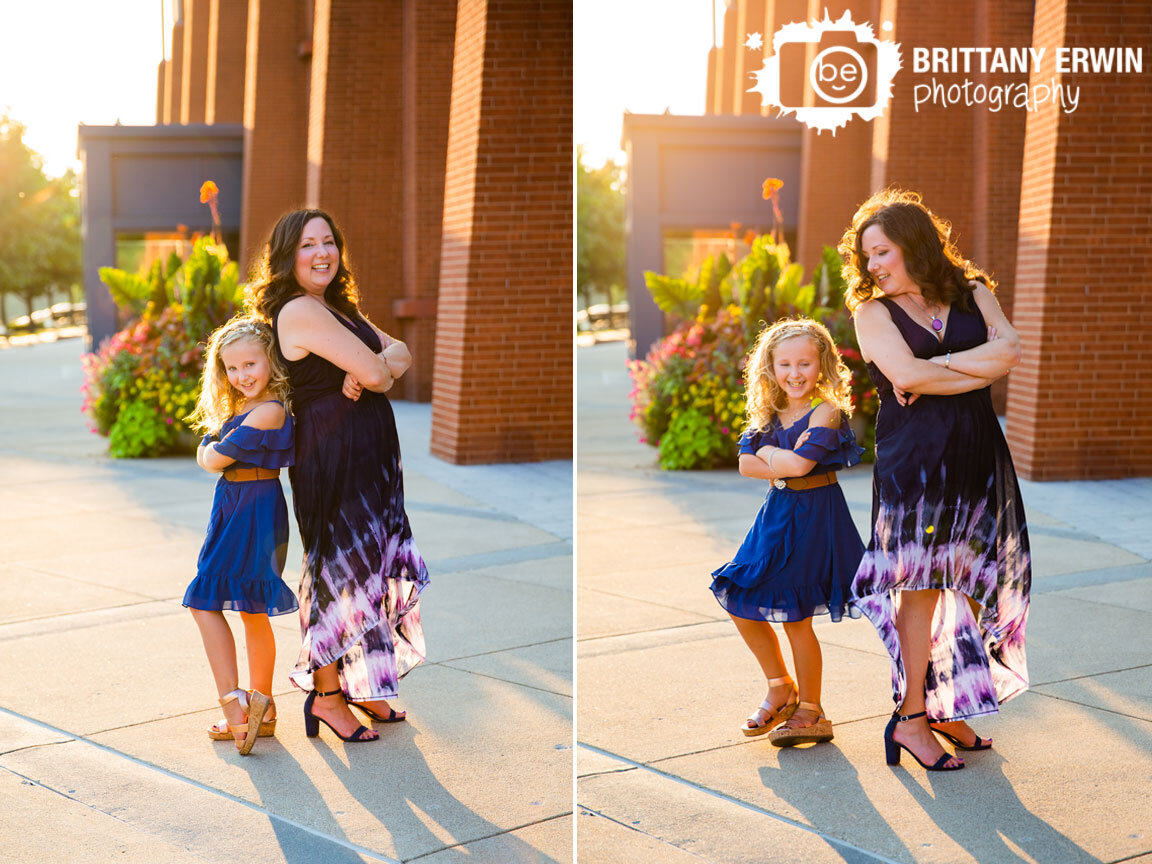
[908,294,944,332]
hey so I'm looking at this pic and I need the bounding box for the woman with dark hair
[249,209,428,743]
[839,189,1030,772]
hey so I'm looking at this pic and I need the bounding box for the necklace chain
[903,292,944,333]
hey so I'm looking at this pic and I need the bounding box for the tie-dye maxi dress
[852,296,1030,722]
[274,306,429,700]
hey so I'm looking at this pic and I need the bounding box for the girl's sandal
[768,701,834,747]
[213,688,270,755]
[742,675,799,737]
[208,694,277,740]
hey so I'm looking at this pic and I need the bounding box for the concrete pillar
[430,0,572,463]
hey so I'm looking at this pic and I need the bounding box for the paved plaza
[577,341,1152,864]
[0,336,573,863]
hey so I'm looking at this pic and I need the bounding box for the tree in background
[0,114,82,328]
[576,146,626,313]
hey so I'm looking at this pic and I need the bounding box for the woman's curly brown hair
[246,209,361,323]
[838,188,995,314]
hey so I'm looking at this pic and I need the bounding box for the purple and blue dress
[274,305,429,701]
[183,404,299,616]
[711,409,865,622]
[852,296,1031,721]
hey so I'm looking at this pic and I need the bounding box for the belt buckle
[772,478,787,490]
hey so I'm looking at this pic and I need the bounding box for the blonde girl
[183,316,298,755]
[710,318,865,746]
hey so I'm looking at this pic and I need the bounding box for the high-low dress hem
[851,297,1031,722]
[275,305,429,701]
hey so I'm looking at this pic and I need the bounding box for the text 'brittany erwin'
[912,46,1143,75]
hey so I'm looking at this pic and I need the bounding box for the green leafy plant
[629,187,877,470]
[83,228,245,457]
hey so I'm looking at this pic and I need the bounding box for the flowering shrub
[629,205,878,469]
[82,234,243,457]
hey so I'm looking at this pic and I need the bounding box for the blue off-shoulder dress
[182,403,299,616]
[710,407,865,622]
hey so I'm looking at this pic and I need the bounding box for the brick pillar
[165,21,185,125]
[156,60,167,124]
[1006,0,1152,479]
[206,0,249,123]
[430,0,572,463]
[181,0,211,124]
[971,0,1032,412]
[879,0,978,251]
[399,0,457,402]
[305,0,404,342]
[706,46,718,113]
[239,0,311,272]
[794,0,872,271]
[734,0,767,114]
[714,2,738,113]
[760,0,808,115]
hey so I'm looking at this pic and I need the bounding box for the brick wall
[239,0,311,272]
[206,0,249,123]
[306,0,404,343]
[1006,0,1152,478]
[181,0,211,124]
[430,0,572,463]
[400,0,457,401]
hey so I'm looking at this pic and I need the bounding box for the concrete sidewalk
[0,337,572,863]
[577,341,1152,864]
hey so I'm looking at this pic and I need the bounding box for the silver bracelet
[766,447,776,473]
[945,351,951,369]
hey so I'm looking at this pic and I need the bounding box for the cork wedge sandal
[213,688,270,756]
[742,675,799,737]
[209,692,277,741]
[768,701,834,747]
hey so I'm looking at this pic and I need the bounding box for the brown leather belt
[773,471,837,491]
[223,466,280,482]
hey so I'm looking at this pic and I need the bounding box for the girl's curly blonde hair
[744,318,853,432]
[186,316,292,436]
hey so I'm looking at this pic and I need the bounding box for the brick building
[155,0,571,464]
[702,0,1151,480]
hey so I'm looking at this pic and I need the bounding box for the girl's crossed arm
[740,403,839,481]
[196,402,286,473]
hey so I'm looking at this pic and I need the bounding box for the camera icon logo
[750,10,901,133]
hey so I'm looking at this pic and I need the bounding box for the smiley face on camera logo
[749,10,902,134]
